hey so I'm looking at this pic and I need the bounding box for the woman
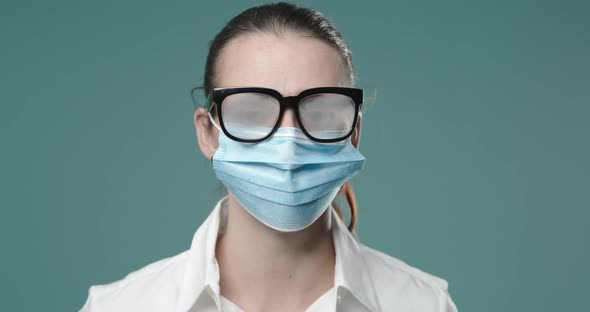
[81,3,457,311]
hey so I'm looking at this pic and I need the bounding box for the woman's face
[195,31,361,159]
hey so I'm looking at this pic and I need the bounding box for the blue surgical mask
[211,127,365,232]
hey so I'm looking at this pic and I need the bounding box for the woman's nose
[278,107,298,128]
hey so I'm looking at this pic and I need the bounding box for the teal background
[1,0,588,311]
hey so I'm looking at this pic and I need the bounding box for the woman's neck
[215,194,335,312]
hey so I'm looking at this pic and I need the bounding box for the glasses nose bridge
[282,95,299,110]
[278,95,300,128]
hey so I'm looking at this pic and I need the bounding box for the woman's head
[194,2,362,232]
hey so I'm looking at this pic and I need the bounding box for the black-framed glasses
[192,86,363,143]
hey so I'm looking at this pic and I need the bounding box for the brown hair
[333,182,358,232]
[200,2,360,232]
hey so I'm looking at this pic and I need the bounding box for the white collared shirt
[80,197,457,312]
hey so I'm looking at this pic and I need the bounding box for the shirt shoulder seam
[358,243,449,291]
[89,250,189,295]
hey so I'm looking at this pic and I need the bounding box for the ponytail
[332,181,358,233]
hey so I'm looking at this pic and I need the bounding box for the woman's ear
[351,112,362,148]
[194,107,219,160]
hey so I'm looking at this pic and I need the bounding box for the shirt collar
[175,197,379,312]
[331,205,380,312]
[175,199,224,312]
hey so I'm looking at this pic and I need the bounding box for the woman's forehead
[215,32,348,95]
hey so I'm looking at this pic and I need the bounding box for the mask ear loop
[207,102,222,162]
[207,100,222,131]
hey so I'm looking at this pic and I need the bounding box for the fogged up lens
[221,93,280,140]
[298,94,355,140]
